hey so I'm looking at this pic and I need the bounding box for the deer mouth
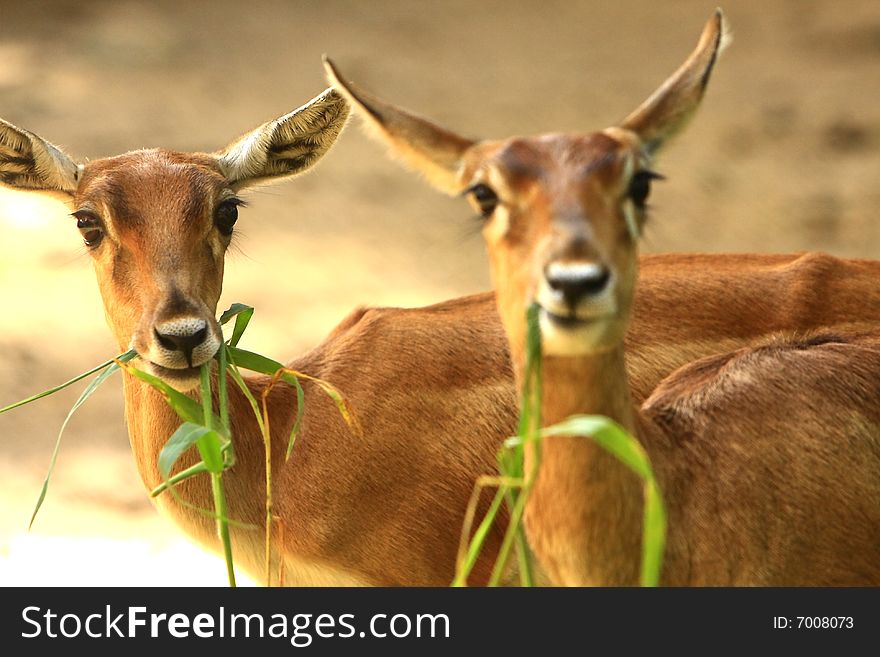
[148,360,202,378]
[539,306,615,329]
[138,358,204,391]
[537,306,619,356]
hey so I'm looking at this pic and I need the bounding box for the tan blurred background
[0,0,878,586]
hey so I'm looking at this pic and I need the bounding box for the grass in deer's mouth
[453,303,667,587]
[144,360,202,382]
[0,302,357,588]
[541,308,614,327]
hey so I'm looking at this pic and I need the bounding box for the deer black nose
[545,262,611,308]
[154,320,209,368]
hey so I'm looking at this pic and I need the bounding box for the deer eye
[73,210,104,248]
[215,198,243,236]
[466,183,499,218]
[627,170,664,208]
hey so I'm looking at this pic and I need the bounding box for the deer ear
[0,119,82,194]
[324,56,475,196]
[216,88,349,190]
[620,9,731,156]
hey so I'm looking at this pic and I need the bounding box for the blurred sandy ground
[0,0,877,586]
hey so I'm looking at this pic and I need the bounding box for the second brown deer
[327,10,880,585]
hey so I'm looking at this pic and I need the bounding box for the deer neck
[120,371,270,559]
[520,342,646,586]
[540,345,636,429]
[122,375,192,493]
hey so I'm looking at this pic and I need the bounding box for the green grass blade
[287,376,305,460]
[303,376,359,436]
[458,303,543,586]
[223,353,273,586]
[197,363,223,471]
[541,415,651,479]
[28,438,63,531]
[217,344,230,437]
[641,479,667,587]
[218,303,254,348]
[122,364,207,426]
[28,350,137,529]
[210,470,236,587]
[195,363,235,586]
[539,414,666,586]
[150,461,210,497]
[158,422,224,479]
[225,346,284,376]
[516,303,543,438]
[498,438,524,479]
[218,302,253,325]
[230,309,254,348]
[227,346,359,438]
[451,487,507,586]
[1,349,137,416]
[494,303,541,585]
[224,362,266,435]
[64,352,136,428]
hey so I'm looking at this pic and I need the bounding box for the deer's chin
[538,308,618,357]
[142,360,203,392]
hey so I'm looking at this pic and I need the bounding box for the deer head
[324,10,729,369]
[0,89,349,389]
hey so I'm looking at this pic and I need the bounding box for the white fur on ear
[716,11,733,58]
[217,88,349,189]
[0,119,82,193]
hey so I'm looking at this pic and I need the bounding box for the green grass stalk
[198,363,236,587]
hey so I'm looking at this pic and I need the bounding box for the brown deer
[3,17,879,586]
[1,90,518,586]
[326,10,880,585]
